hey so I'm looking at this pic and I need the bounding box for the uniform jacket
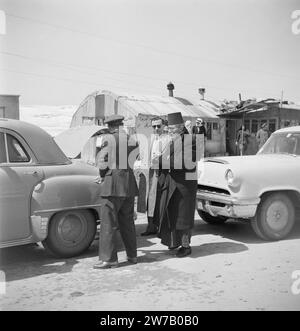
[96,128,139,198]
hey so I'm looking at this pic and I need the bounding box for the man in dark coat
[192,118,207,137]
[93,115,139,269]
[155,112,200,258]
[192,117,207,156]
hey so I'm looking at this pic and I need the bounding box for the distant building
[70,89,226,158]
[0,95,20,120]
[219,99,300,155]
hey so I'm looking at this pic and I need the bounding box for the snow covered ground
[20,105,77,137]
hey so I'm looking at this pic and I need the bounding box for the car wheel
[42,209,96,258]
[198,210,228,225]
[253,193,295,241]
[250,217,268,240]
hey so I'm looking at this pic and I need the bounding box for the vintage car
[197,126,300,240]
[0,119,102,257]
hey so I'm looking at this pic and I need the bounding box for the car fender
[30,175,102,241]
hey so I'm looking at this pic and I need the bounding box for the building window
[244,120,250,132]
[206,122,212,140]
[260,120,267,128]
[251,119,258,133]
[269,119,277,133]
[213,122,219,130]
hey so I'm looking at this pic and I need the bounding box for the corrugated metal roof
[104,90,220,119]
[281,104,300,110]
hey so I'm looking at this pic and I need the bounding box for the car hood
[204,153,299,168]
[198,153,300,192]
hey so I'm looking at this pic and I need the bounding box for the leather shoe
[141,230,157,236]
[127,257,138,264]
[176,246,192,258]
[93,261,119,269]
[168,245,180,250]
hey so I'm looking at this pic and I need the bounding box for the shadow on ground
[137,241,248,264]
[2,213,300,281]
[193,216,300,244]
[0,222,161,281]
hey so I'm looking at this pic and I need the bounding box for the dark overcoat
[156,129,198,246]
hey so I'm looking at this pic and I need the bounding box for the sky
[0,0,300,105]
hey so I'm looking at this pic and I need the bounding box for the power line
[6,12,300,82]
[0,68,162,94]
[0,50,165,90]
[1,50,281,96]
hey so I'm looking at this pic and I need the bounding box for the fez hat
[104,114,124,126]
[167,112,184,125]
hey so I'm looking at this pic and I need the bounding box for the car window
[6,134,30,163]
[0,132,7,163]
[259,133,300,156]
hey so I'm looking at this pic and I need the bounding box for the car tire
[198,210,228,225]
[42,209,96,258]
[250,217,268,240]
[252,193,295,241]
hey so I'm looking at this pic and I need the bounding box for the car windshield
[258,132,300,156]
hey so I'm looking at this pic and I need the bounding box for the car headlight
[225,169,240,187]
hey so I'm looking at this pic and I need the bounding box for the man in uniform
[93,115,139,269]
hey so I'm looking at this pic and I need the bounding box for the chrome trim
[197,190,260,205]
[31,215,49,241]
[33,203,102,215]
[0,236,34,248]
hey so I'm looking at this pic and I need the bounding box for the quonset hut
[70,89,226,158]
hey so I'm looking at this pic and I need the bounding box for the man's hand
[94,176,104,184]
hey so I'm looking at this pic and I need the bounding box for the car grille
[198,184,230,196]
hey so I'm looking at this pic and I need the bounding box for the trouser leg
[181,230,191,248]
[147,216,158,232]
[118,197,137,259]
[99,197,121,262]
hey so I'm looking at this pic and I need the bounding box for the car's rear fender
[30,176,102,241]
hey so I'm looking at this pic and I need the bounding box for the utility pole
[279,90,284,129]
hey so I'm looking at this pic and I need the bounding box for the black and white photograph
[1,0,300,314]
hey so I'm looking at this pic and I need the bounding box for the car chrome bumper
[196,190,260,219]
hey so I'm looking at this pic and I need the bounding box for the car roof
[0,118,70,164]
[275,126,300,134]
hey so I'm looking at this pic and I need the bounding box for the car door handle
[24,171,39,176]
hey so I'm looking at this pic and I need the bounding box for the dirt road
[1,213,300,311]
